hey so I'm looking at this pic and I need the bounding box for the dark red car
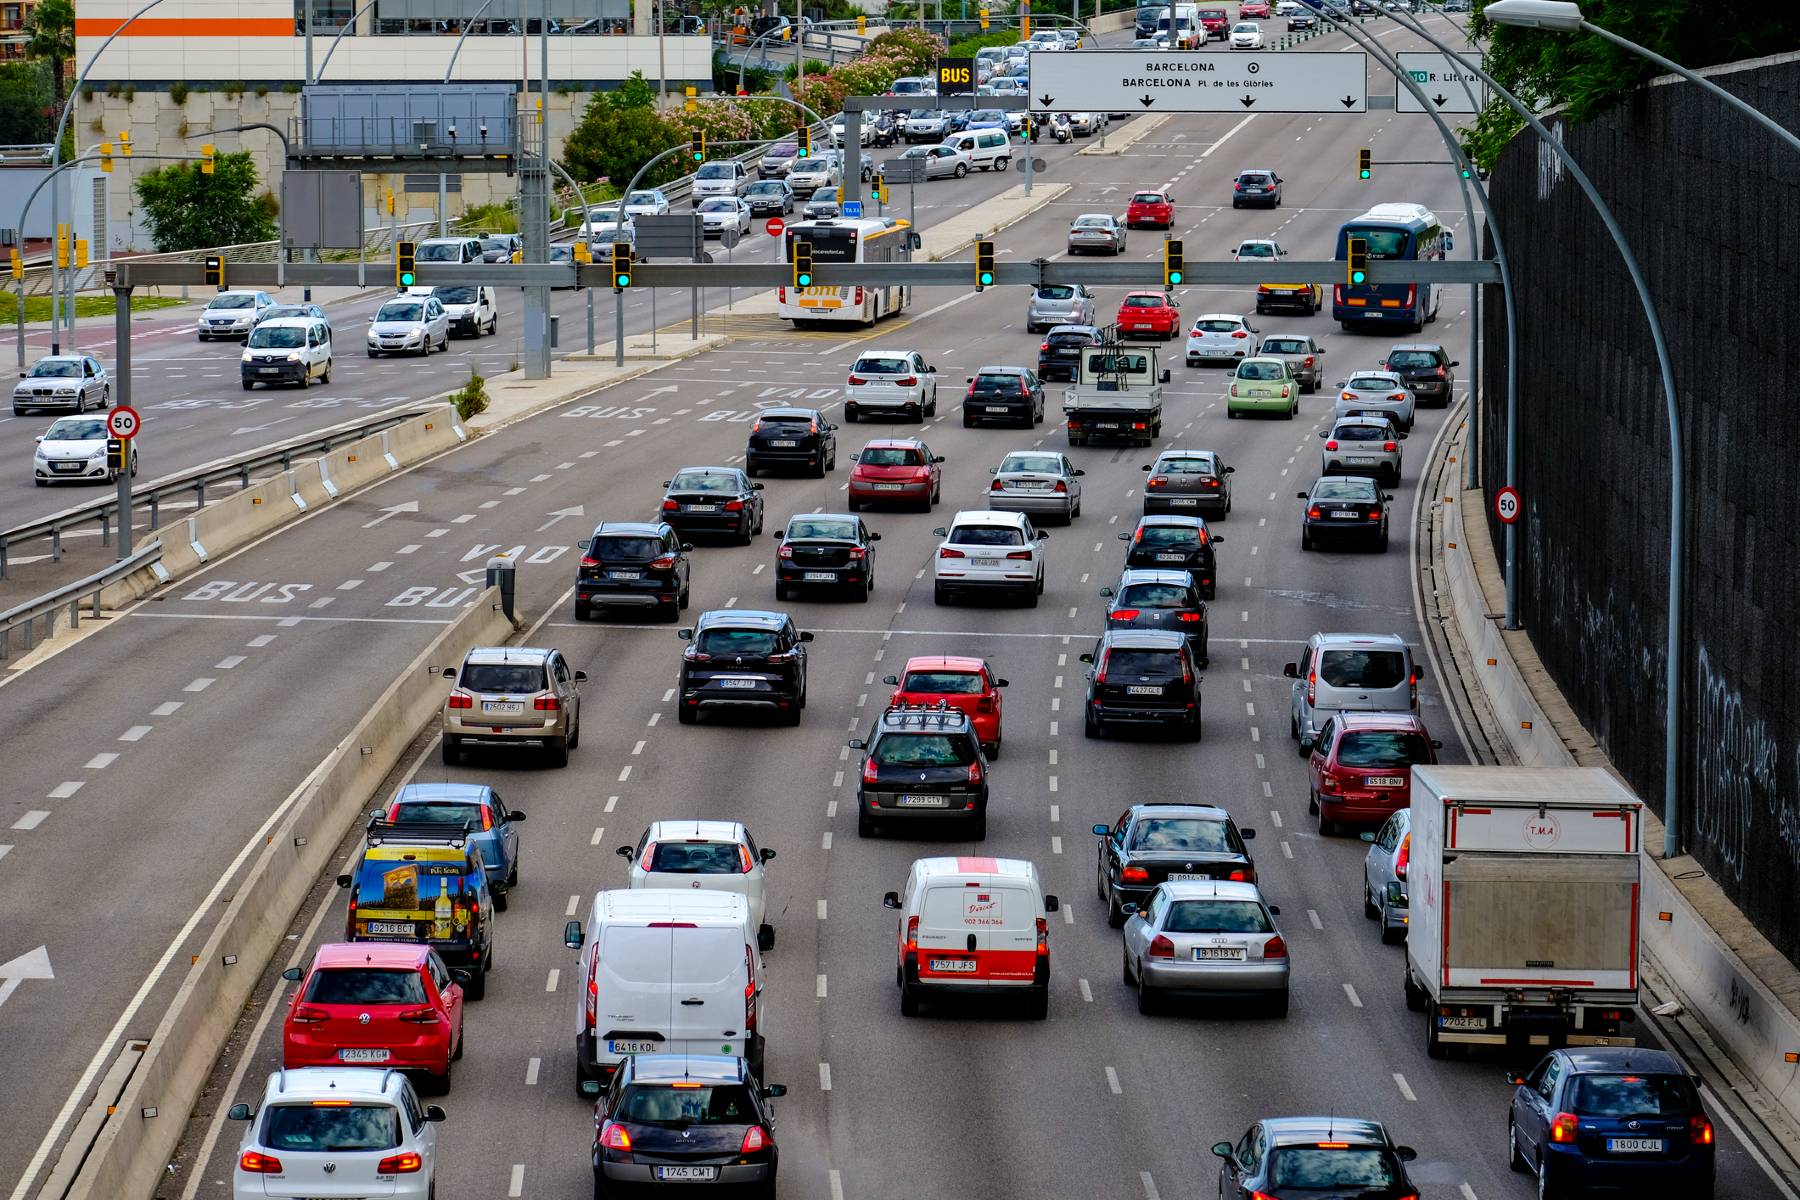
[847,437,943,512]
[1239,1,1271,17]
[1197,8,1231,39]
[1116,291,1182,340]
[1307,712,1441,835]
[281,942,466,1092]
[1125,189,1174,230]
[883,655,1008,756]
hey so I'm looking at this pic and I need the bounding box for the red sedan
[1125,189,1174,230]
[1307,712,1441,835]
[1116,291,1182,340]
[884,654,1008,755]
[847,437,943,512]
[281,942,466,1092]
[1239,1,1271,17]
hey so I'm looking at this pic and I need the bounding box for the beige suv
[441,646,585,767]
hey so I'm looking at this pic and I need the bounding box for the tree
[563,96,685,189]
[23,0,75,118]
[609,69,658,112]
[134,152,279,251]
[0,61,53,146]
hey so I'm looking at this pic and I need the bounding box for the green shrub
[168,81,189,105]
[255,84,269,98]
[449,369,489,421]
[121,84,136,101]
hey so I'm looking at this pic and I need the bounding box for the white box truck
[1402,765,1642,1059]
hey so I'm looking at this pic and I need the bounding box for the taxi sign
[841,200,863,218]
[107,406,141,440]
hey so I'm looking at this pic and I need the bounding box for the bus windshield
[1341,226,1412,260]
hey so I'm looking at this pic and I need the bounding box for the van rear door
[918,881,1038,987]
[669,924,751,1055]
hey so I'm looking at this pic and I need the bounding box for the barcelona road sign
[1026,51,1367,115]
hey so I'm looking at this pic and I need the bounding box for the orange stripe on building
[75,17,295,37]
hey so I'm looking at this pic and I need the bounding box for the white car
[894,144,971,179]
[417,285,497,337]
[196,290,275,340]
[932,510,1049,606]
[1068,111,1105,136]
[227,1067,442,1200]
[13,354,108,415]
[367,294,449,357]
[1185,312,1260,367]
[830,117,872,147]
[622,188,671,217]
[617,819,777,949]
[1276,0,1301,13]
[690,159,749,201]
[786,156,841,197]
[697,196,753,237]
[1230,21,1265,47]
[34,413,135,486]
[844,349,938,421]
[1234,239,1284,262]
[1334,369,1418,432]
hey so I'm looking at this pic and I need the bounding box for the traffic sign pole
[112,287,135,558]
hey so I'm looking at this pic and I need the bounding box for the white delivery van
[943,129,1011,172]
[564,889,767,1096]
[881,856,1059,1019]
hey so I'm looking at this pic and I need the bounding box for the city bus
[1332,202,1453,331]
[776,216,918,328]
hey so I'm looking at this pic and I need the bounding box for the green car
[1226,356,1299,419]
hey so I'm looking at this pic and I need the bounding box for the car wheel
[1509,1117,1529,1173]
[368,350,378,358]
[545,736,570,768]
[899,980,919,1016]
[441,736,461,766]
[1024,983,1047,1020]
[1536,1154,1558,1200]
[1228,408,1239,419]
[853,576,869,603]
[858,809,876,838]
[847,496,862,512]
[954,163,968,177]
[1364,883,1380,919]
[322,359,332,385]
[242,380,256,391]
[679,584,691,610]
[1267,989,1290,1018]
[843,404,857,423]
[1319,809,1338,837]
[1106,891,1126,928]
[494,890,509,913]
[1301,531,1313,551]
[465,969,486,1002]
[775,581,791,601]
[1403,964,1428,1012]
[1084,706,1102,739]
[1135,971,1158,1015]
[933,582,950,606]
[1380,912,1406,945]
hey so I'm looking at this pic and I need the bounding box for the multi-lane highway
[0,11,1786,1200]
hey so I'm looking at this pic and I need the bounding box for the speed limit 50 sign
[1494,485,1521,525]
[106,405,141,440]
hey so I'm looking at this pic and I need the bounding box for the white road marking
[508,1165,525,1198]
[818,898,828,920]
[819,1062,833,1091]
[1051,836,1063,854]
[1048,775,1059,792]
[1344,982,1364,1008]
[618,765,632,782]
[119,725,152,741]
[1308,909,1323,930]
[84,754,118,769]
[12,812,48,830]
[215,655,246,669]
[817,974,828,998]
[1079,978,1093,1003]
[526,1057,541,1086]
[47,782,82,799]
[605,795,619,812]
[631,739,645,756]
[151,701,183,716]
[591,827,605,845]
[566,894,581,917]
[1393,1072,1417,1101]
[247,634,276,648]
[184,678,214,692]
[1141,1171,1162,1200]
[822,831,833,850]
[545,968,560,992]
[1269,809,1283,828]
[1105,1066,1122,1094]
[1281,841,1294,859]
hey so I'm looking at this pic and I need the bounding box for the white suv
[227,1067,443,1199]
[844,349,938,422]
[931,510,1049,606]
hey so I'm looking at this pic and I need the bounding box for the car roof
[912,854,1039,882]
[595,888,749,922]
[787,511,857,525]
[32,354,85,364]
[1117,568,1194,588]
[1100,629,1188,650]
[695,608,788,629]
[878,703,973,730]
[1129,802,1233,821]
[1195,312,1250,322]
[463,645,551,665]
[973,365,1029,375]
[594,520,668,537]
[393,782,494,803]
[644,819,747,843]
[312,941,430,970]
[1388,343,1445,352]
[627,1053,745,1084]
[855,347,920,357]
[1045,325,1099,335]
[259,1066,409,1102]
[760,406,820,418]
[1073,212,1116,220]
[1558,1047,1686,1075]
[670,465,744,477]
[253,316,317,330]
[860,437,926,449]
[1311,475,1380,493]
[1157,879,1265,902]
[1238,355,1287,366]
[946,509,1028,527]
[1130,189,1169,197]
[1137,513,1208,529]
[1348,370,1405,381]
[1156,448,1217,460]
[1262,1116,1391,1147]
[1310,631,1409,650]
[1333,712,1429,733]
[900,655,987,673]
[1122,290,1169,300]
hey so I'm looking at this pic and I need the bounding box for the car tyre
[1301,531,1313,551]
[1380,914,1406,945]
[465,968,487,1002]
[1122,950,1135,986]
[441,736,462,766]
[1425,1006,1448,1059]
[241,380,255,391]
[1024,984,1047,1020]
[1307,789,1320,815]
[1106,890,1126,928]
[858,809,875,838]
[1135,972,1158,1015]
[1267,989,1290,1018]
[1364,883,1380,919]
[494,890,509,913]
[574,599,591,622]
[933,582,950,606]
[677,703,697,724]
[853,576,870,603]
[775,581,792,601]
[1085,706,1102,739]
[1536,1155,1559,1200]
[1509,1117,1529,1173]
[899,980,919,1016]
[546,736,570,768]
[954,162,968,177]
[1403,964,1428,1012]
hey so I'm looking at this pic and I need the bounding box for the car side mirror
[1359,831,1377,843]
[1210,1141,1233,1160]
[228,1103,253,1121]
[1116,531,1129,541]
[763,1084,789,1098]
[848,453,860,462]
[1078,653,1094,664]
[1450,360,1461,368]
[752,482,765,491]
[564,920,584,949]
[616,845,634,860]
[1267,904,1281,916]
[1282,662,1298,678]
[1300,735,1315,751]
[1431,739,1444,750]
[661,480,671,487]
[932,455,946,464]
[848,738,867,750]
[678,628,693,640]
[926,365,936,373]
[35,435,44,443]
[1506,1072,1528,1086]
[772,531,785,540]
[1296,491,1308,500]
[1398,433,1408,441]
[1336,381,1346,388]
[1212,536,1224,544]
[965,376,974,383]
[882,675,899,685]
[573,671,588,682]
[996,678,1009,688]
[281,966,303,982]
[450,968,474,985]
[1098,587,1114,598]
[1120,902,1138,916]
[881,891,901,909]
[1384,493,1395,502]
[1378,358,1387,368]
[1240,828,1256,840]
[1073,469,1085,477]
[932,527,947,537]
[426,1105,447,1123]
[1161,369,1171,383]
[1319,430,1328,439]
[680,543,693,552]
[1141,464,1153,471]
[335,874,351,888]
[759,847,777,863]
[581,1079,603,1097]
[1395,1146,1417,1163]
[799,631,814,642]
[1092,823,1110,836]
[1043,894,1060,912]
[441,666,457,678]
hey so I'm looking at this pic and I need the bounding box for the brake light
[1303,355,1314,367]
[1263,934,1287,959]
[896,375,917,387]
[1549,1112,1578,1143]
[1325,440,1339,451]
[377,1152,424,1174]
[854,286,865,305]
[1227,868,1255,883]
[1333,284,1345,302]
[848,375,867,386]
[238,1151,283,1173]
[1121,866,1149,883]
[905,915,919,953]
[990,479,1006,491]
[662,498,680,510]
[751,418,763,434]
[1233,181,1244,191]
[738,844,755,873]
[1040,341,1051,351]
[290,1004,328,1024]
[966,382,977,399]
[1110,609,1141,621]
[1389,393,1408,402]
[778,543,794,558]
[1230,330,1248,339]
[1176,612,1201,622]
[939,546,965,558]
[1395,833,1410,879]
[976,695,996,713]
[1005,549,1033,560]
[848,547,867,560]
[1306,670,1316,706]
[1340,391,1356,402]
[1405,284,1417,308]
[1383,441,1398,452]
[398,1006,440,1024]
[600,1122,634,1151]
[1149,476,1168,487]
[1689,1115,1714,1145]
[863,758,880,784]
[1148,934,1175,959]
[1433,365,1447,378]
[1035,916,1049,956]
[966,761,984,785]
[586,971,598,1027]
[777,287,786,303]
[1307,506,1322,520]
[1052,480,1067,493]
[534,694,560,711]
[1095,649,1110,685]
[580,555,600,567]
[1182,656,1193,686]
[447,690,474,709]
[745,964,757,1030]
[741,1125,771,1153]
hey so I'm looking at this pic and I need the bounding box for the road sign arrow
[1038,93,1055,107]
[231,415,299,437]
[641,385,680,399]
[1434,94,1448,106]
[537,505,586,533]
[1138,94,1155,108]
[361,500,419,529]
[1239,95,1256,108]
[0,945,53,1009]
[455,568,486,586]
[1341,95,1356,108]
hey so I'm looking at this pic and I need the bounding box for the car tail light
[976,694,996,713]
[1307,506,1322,520]
[1434,365,1447,378]
[1333,284,1345,302]
[662,498,680,510]
[1549,1112,1578,1143]
[967,762,983,784]
[1149,476,1168,487]
[897,375,917,387]
[1233,181,1244,191]
[1040,341,1051,351]
[599,1122,634,1152]
[1341,391,1356,402]
[238,1151,283,1173]
[1383,441,1398,452]
[777,542,794,558]
[1263,934,1287,959]
[1019,379,1031,396]
[534,694,560,711]
[725,499,750,512]
[1148,934,1175,958]
[1389,392,1408,402]
[290,1004,328,1024]
[1182,656,1194,686]
[1176,612,1201,623]
[1110,609,1141,621]
[1305,670,1316,707]
[650,554,679,570]
[1227,868,1256,883]
[1325,440,1339,451]
[744,964,757,1030]
[1369,510,1383,522]
[848,375,867,386]
[854,287,865,305]
[905,915,919,953]
[939,546,965,559]
[1231,330,1248,339]
[580,555,600,567]
[1303,355,1315,367]
[990,479,1006,491]
[863,758,880,784]
[1005,550,1033,560]
[446,690,473,710]
[377,1152,423,1174]
[1405,284,1417,308]
[741,1125,771,1153]
[1035,916,1049,956]
[1395,832,1410,879]
[848,547,867,560]
[1320,772,1340,793]
[398,1004,441,1023]
[1052,480,1067,493]
[586,972,598,1028]
[1689,1115,1714,1145]
[1121,865,1149,883]
[751,418,764,434]
[1094,649,1110,685]
[777,287,786,303]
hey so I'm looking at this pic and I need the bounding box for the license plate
[985,405,1010,412]
[610,1039,662,1054]
[687,504,718,512]
[804,571,836,581]
[52,463,80,472]
[366,921,414,936]
[1015,480,1048,489]
[259,367,280,375]
[483,701,524,714]
[1363,312,1384,319]
[1167,872,1209,881]
[1195,947,1246,960]
[1438,1016,1485,1030]
[1349,456,1377,464]
[897,794,949,807]
[929,957,977,972]
[1606,1138,1665,1154]
[606,570,641,580]
[1131,323,1151,330]
[1095,422,1121,430]
[873,483,904,490]
[973,558,1001,568]
[1330,511,1359,519]
[1126,685,1163,696]
[771,439,798,447]
[655,1166,719,1181]
[1156,553,1185,562]
[1250,389,1271,397]
[339,1048,391,1063]
[716,678,758,689]
[1366,775,1405,787]
[1170,498,1197,506]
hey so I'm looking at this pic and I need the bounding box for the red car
[281,942,466,1092]
[883,655,1008,755]
[1125,189,1174,230]
[847,437,943,512]
[1307,712,1441,835]
[1197,8,1231,39]
[1239,1,1271,17]
[1116,291,1182,340]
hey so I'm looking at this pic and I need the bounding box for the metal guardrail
[0,539,163,660]
[0,408,429,579]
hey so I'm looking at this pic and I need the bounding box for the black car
[773,513,879,601]
[851,703,990,838]
[576,521,691,621]
[677,609,811,725]
[1037,324,1099,382]
[1120,514,1224,600]
[1080,629,1203,741]
[1231,169,1283,209]
[743,179,794,217]
[962,366,1046,428]
[1213,1117,1421,1200]
[591,1053,786,1192]
[660,466,765,544]
[1100,568,1209,667]
[1350,0,1380,14]
[1380,343,1457,407]
[1298,476,1391,552]
[745,407,837,477]
[1093,802,1257,927]
[1288,11,1318,30]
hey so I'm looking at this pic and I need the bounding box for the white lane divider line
[119,725,152,742]
[1049,803,1060,822]
[1105,1066,1123,1095]
[1051,836,1063,854]
[819,1062,833,1091]
[1245,702,1256,717]
[566,894,581,917]
[47,782,82,799]
[247,634,277,648]
[822,831,833,850]
[832,770,844,789]
[605,795,619,813]
[662,687,676,703]
[504,488,527,497]
[1393,1072,1416,1102]
[151,701,183,716]
[1308,908,1323,930]
[1269,809,1283,828]
[309,596,335,609]
[399,543,422,554]
[1343,982,1364,1008]
[817,974,828,999]
[1262,781,1274,798]
[647,712,660,727]
[818,898,828,920]
[85,754,118,770]
[827,800,837,819]
[618,765,632,782]
[337,578,364,591]
[545,968,560,992]
[1079,978,1093,1003]
[591,826,605,846]
[830,1170,845,1200]
[0,845,13,861]
[631,740,646,756]
[508,1164,525,1198]
[1048,775,1059,792]
[215,655,246,670]
[480,500,501,510]
[184,678,214,692]
[12,811,49,830]
[1141,1171,1162,1200]
[1459,1186,1479,1200]
[277,617,302,627]
[526,1057,541,1086]
[1281,841,1294,859]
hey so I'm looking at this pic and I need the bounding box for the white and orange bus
[776,215,918,328]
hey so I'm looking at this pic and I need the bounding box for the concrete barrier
[62,588,515,1200]
[1089,9,1135,35]
[315,432,392,499]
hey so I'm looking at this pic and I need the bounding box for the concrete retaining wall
[1089,9,1135,34]
[63,587,514,1200]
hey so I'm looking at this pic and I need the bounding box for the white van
[1156,3,1202,48]
[943,129,1011,172]
[413,236,486,265]
[1282,631,1421,749]
[563,889,767,1096]
[239,317,331,389]
[880,856,1059,1019]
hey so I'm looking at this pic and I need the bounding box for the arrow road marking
[537,505,586,532]
[0,946,53,1009]
[362,500,419,529]
[231,416,299,437]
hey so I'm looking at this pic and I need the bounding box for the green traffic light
[1351,270,1367,285]
[797,273,812,286]
[616,273,631,287]
[1168,270,1183,285]
[1460,167,1472,178]
[979,271,993,286]
[399,272,415,287]
[1359,169,1370,179]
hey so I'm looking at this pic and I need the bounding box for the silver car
[1320,417,1405,484]
[1360,809,1411,944]
[1334,369,1417,432]
[787,156,841,198]
[440,645,585,767]
[1067,213,1126,255]
[891,144,970,180]
[1257,333,1326,393]
[13,354,109,415]
[1121,879,1291,1016]
[1025,284,1097,333]
[34,413,135,485]
[196,289,275,340]
[366,295,449,357]
[622,189,671,217]
[988,449,1083,523]
[698,197,753,237]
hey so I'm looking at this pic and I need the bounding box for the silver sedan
[1068,213,1127,255]
[988,449,1083,523]
[1334,369,1417,432]
[1320,418,1405,484]
[1121,879,1290,1016]
[698,197,753,237]
[13,355,109,415]
[1257,333,1326,393]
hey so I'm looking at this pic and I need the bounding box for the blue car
[382,782,527,909]
[1508,1047,1716,1198]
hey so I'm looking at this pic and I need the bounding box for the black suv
[851,704,990,839]
[1092,802,1258,926]
[1099,568,1209,667]
[746,407,838,477]
[575,521,691,622]
[1038,324,1098,382]
[661,466,765,544]
[962,366,1045,428]
[1120,514,1224,599]
[1081,629,1203,741]
[591,1053,787,1188]
[677,609,812,725]
[1380,343,1457,408]
[773,513,879,601]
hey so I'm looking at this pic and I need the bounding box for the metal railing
[0,407,429,579]
[0,539,164,659]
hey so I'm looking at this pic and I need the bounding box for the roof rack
[881,701,969,730]
[364,817,474,847]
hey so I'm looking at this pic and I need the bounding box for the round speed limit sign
[1494,485,1522,524]
[106,405,141,440]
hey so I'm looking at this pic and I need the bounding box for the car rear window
[459,663,548,693]
[787,519,857,540]
[617,1084,758,1126]
[949,525,1024,547]
[1239,173,1273,185]
[1318,649,1408,689]
[1103,648,1183,677]
[1122,295,1164,308]
[1002,454,1062,474]
[1569,1073,1698,1117]
[1335,731,1431,768]
[670,472,738,493]
[1349,375,1398,390]
[593,535,662,560]
[647,841,746,873]
[871,733,976,766]
[1164,900,1270,933]
[303,967,428,1005]
[390,801,487,829]
[695,628,780,656]
[901,670,984,694]
[1118,583,1190,608]
[1132,192,1165,204]
[1386,350,1441,368]
[1047,331,1093,346]
[1237,242,1276,257]
[1270,1147,1398,1190]
[1333,425,1386,442]
[765,144,798,158]
[859,446,923,466]
[1263,338,1308,354]
[1130,817,1228,852]
[1237,361,1285,381]
[972,373,1027,392]
[261,1104,401,1152]
[1196,319,1242,333]
[1136,525,1201,550]
[1156,457,1214,474]
[1313,478,1380,501]
[1035,285,1075,300]
[853,356,911,374]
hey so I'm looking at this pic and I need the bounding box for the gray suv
[441,646,585,767]
[1025,284,1097,333]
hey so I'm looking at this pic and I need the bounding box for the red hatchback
[1116,291,1181,340]
[883,655,1008,756]
[1125,190,1174,230]
[1307,712,1441,835]
[1239,1,1271,17]
[281,942,466,1092]
[848,438,943,512]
